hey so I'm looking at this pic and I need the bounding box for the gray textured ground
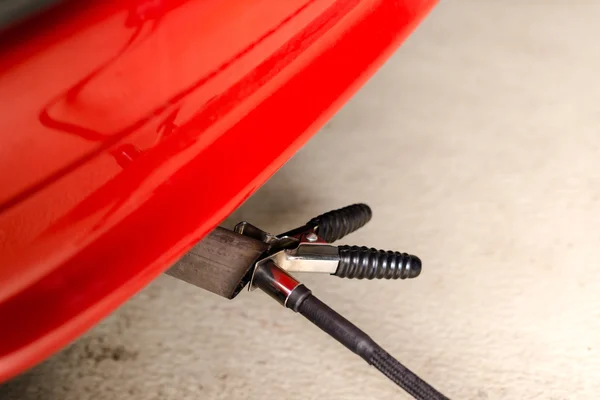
[3,1,600,399]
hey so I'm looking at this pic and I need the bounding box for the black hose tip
[407,256,421,278]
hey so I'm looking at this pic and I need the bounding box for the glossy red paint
[0,0,436,381]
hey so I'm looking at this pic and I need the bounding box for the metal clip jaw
[234,222,339,291]
[265,243,341,274]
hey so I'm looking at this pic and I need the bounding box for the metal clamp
[234,204,422,300]
[235,222,339,290]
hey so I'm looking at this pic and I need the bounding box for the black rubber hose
[286,286,449,400]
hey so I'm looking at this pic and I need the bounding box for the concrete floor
[3,1,600,399]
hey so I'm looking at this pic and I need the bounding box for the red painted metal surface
[0,0,436,381]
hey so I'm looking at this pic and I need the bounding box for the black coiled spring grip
[303,203,422,280]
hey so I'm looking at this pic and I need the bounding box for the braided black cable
[286,290,450,400]
[370,346,449,400]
